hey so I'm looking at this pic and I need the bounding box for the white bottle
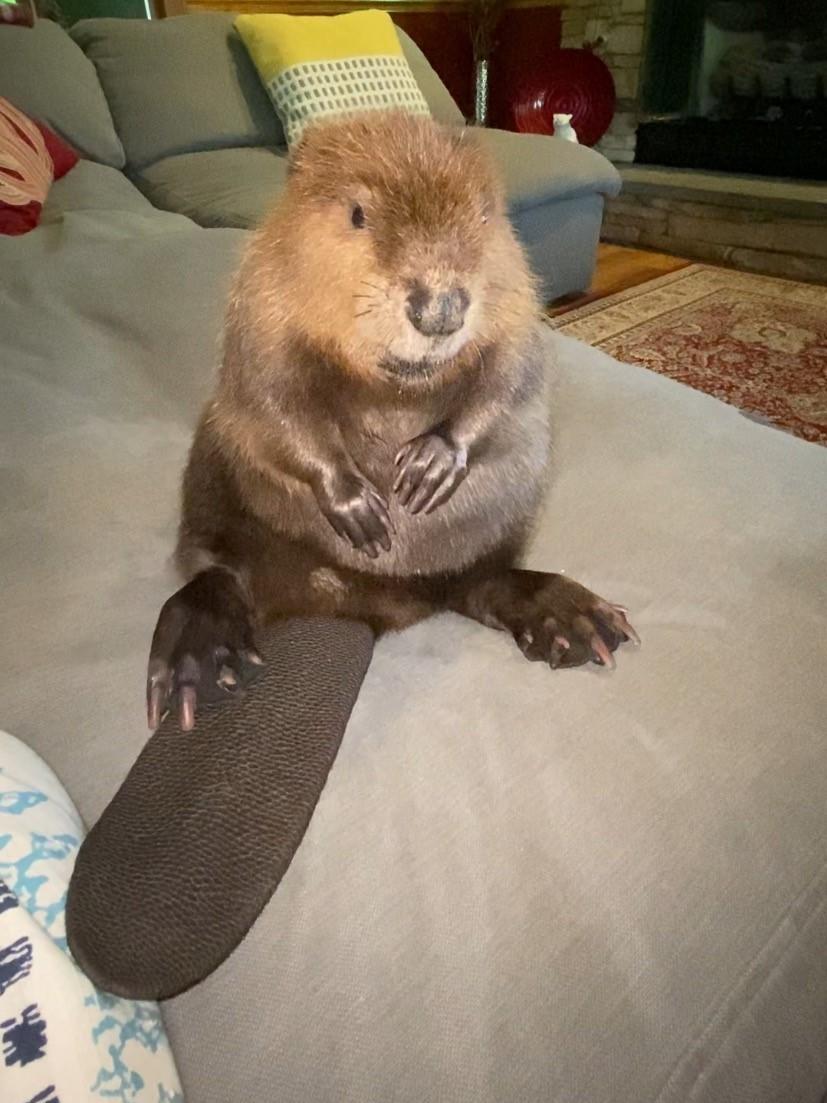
[553,113,579,143]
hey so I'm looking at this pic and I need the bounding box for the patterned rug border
[545,261,827,446]
[546,263,827,339]
[545,264,706,329]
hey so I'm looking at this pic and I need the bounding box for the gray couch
[9,14,620,300]
[2,15,827,1103]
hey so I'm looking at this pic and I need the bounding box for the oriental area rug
[548,265,827,446]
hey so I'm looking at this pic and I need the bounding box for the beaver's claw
[147,568,263,733]
[318,471,393,558]
[394,430,468,515]
[507,577,640,670]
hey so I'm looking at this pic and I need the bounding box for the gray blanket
[2,162,827,1103]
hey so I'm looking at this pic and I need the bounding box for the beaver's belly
[334,419,551,578]
[241,388,550,578]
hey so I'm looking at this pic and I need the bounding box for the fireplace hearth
[636,117,825,180]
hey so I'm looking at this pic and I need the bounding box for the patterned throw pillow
[235,10,430,147]
[0,0,34,27]
[0,730,182,1102]
[0,97,78,236]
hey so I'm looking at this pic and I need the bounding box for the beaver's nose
[406,284,469,337]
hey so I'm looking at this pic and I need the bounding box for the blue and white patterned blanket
[0,731,182,1103]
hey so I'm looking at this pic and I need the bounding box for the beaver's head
[267,111,534,385]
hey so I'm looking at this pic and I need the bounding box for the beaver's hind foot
[451,568,639,670]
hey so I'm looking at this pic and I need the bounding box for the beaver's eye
[351,204,366,229]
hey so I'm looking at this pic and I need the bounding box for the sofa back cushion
[0,19,125,168]
[70,14,463,172]
[395,27,464,127]
[71,13,286,170]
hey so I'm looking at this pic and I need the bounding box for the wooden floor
[547,244,692,318]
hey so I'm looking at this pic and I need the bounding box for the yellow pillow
[235,10,430,147]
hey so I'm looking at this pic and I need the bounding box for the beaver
[147,111,637,731]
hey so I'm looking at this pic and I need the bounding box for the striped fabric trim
[269,54,429,146]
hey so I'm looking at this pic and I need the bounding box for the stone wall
[560,1,827,280]
[602,172,827,282]
[560,0,648,163]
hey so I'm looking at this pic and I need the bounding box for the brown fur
[148,112,636,731]
[178,112,549,628]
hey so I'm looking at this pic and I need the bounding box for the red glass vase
[511,47,616,147]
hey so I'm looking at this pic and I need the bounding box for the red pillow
[0,97,79,236]
[0,0,35,26]
[39,120,79,180]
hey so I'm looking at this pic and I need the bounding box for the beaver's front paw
[394,430,468,515]
[147,568,262,732]
[318,471,392,558]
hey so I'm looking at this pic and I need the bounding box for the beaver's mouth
[380,330,469,381]
[380,355,445,381]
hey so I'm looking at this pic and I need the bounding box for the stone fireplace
[561,0,827,282]
[560,0,647,164]
[561,0,826,179]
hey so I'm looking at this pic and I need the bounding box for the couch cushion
[41,159,156,223]
[135,146,288,229]
[0,18,124,168]
[2,177,827,1101]
[136,134,618,239]
[165,335,827,1103]
[70,14,462,173]
[396,27,464,128]
[478,128,621,211]
[71,13,285,171]
[3,192,827,1100]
